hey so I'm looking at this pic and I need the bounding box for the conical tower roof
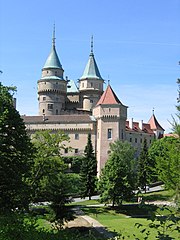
[96,84,122,105]
[43,27,63,70]
[148,112,165,131]
[80,37,103,80]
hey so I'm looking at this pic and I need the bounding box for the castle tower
[38,26,67,116]
[93,84,128,175]
[79,36,104,111]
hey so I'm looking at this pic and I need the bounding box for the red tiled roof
[126,121,154,134]
[148,114,164,131]
[96,85,121,105]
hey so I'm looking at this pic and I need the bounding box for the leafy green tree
[80,133,97,200]
[31,130,69,200]
[149,137,180,206]
[137,138,152,193]
[99,140,136,207]
[31,130,74,225]
[0,83,34,212]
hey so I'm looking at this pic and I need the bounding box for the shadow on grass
[82,204,158,219]
[82,206,112,216]
[67,226,117,240]
[114,204,158,218]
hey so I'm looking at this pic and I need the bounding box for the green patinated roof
[80,52,103,80]
[67,80,79,93]
[43,45,63,69]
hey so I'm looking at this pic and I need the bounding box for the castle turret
[93,84,128,175]
[79,36,104,111]
[148,110,164,138]
[38,26,67,115]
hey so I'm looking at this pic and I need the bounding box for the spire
[52,23,56,48]
[90,35,93,54]
[80,36,103,80]
[43,25,63,70]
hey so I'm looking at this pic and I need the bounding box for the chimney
[129,118,133,129]
[139,120,143,130]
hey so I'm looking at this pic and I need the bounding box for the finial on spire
[90,35,93,54]
[52,23,56,47]
[107,75,110,85]
[152,107,155,115]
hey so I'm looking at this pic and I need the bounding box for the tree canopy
[0,83,34,212]
[99,140,136,206]
[148,137,180,205]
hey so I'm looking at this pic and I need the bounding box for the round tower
[38,26,67,116]
[79,36,104,111]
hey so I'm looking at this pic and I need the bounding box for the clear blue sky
[0,0,180,133]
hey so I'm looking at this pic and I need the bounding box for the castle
[22,29,164,175]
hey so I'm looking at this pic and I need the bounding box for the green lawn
[142,189,175,202]
[69,199,100,206]
[82,204,179,239]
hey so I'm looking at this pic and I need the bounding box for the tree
[80,133,97,200]
[171,66,180,136]
[99,140,136,207]
[31,130,73,226]
[0,83,34,212]
[137,138,151,193]
[148,137,180,206]
[31,130,69,200]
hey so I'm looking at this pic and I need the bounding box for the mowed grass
[142,189,175,202]
[69,199,100,206]
[81,204,179,240]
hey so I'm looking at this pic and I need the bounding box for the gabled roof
[80,52,103,80]
[22,114,94,124]
[148,114,165,131]
[96,85,122,105]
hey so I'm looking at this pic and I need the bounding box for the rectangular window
[130,138,132,142]
[43,97,46,101]
[75,148,78,154]
[75,133,79,140]
[64,148,68,154]
[107,129,112,140]
[135,138,137,143]
[48,104,53,110]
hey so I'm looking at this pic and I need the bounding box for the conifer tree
[80,133,97,200]
[137,138,150,193]
[0,83,34,212]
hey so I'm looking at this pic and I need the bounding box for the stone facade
[22,32,165,175]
